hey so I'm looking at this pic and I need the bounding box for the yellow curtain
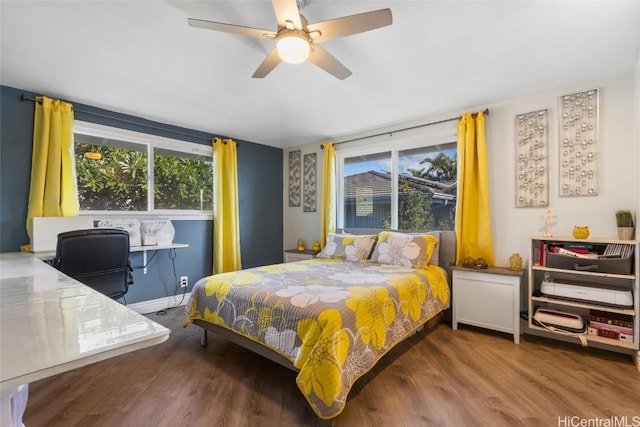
[455,111,495,265]
[213,137,242,273]
[320,142,336,247]
[26,96,78,239]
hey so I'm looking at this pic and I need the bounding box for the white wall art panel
[559,89,599,197]
[516,109,548,208]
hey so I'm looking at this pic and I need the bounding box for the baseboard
[127,294,191,314]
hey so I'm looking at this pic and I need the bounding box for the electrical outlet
[179,276,188,288]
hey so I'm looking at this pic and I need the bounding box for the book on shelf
[564,242,594,250]
[589,310,634,329]
[589,321,633,335]
[602,244,634,259]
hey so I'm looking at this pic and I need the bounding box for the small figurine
[509,253,523,271]
[543,209,556,236]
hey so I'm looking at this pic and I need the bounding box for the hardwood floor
[23,307,639,427]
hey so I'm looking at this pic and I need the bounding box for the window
[342,151,392,229]
[337,124,457,231]
[75,133,148,211]
[74,121,213,218]
[153,148,213,211]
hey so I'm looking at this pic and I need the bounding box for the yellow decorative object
[297,238,305,252]
[509,253,523,271]
[313,241,321,252]
[84,151,102,160]
[572,226,590,239]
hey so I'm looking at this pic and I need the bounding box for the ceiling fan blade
[252,47,282,78]
[306,9,392,43]
[272,0,302,30]
[307,44,352,80]
[188,18,277,39]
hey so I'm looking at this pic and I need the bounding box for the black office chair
[53,228,133,300]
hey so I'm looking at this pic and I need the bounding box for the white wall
[489,72,637,267]
[284,72,639,264]
[282,147,325,251]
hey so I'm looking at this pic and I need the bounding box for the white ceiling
[2,1,639,149]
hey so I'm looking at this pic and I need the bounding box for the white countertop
[0,252,170,392]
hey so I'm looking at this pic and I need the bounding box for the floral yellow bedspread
[186,258,449,419]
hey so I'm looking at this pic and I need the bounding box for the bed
[185,229,455,419]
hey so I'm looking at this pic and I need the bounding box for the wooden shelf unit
[527,235,639,369]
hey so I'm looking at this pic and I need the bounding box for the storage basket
[545,247,632,275]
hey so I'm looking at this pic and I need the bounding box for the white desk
[130,243,189,274]
[130,243,189,252]
[33,242,189,274]
[0,252,170,426]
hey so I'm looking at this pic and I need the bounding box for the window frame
[74,121,214,220]
[336,123,457,230]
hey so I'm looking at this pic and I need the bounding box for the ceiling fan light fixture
[189,3,393,79]
[276,33,310,64]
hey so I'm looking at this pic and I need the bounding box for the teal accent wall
[0,85,283,304]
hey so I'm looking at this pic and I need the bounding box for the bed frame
[196,229,456,372]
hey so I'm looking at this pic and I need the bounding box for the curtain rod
[321,108,489,149]
[20,94,233,145]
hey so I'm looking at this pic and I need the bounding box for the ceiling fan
[187,0,392,80]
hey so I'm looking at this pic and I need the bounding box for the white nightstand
[283,249,318,263]
[451,266,524,344]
